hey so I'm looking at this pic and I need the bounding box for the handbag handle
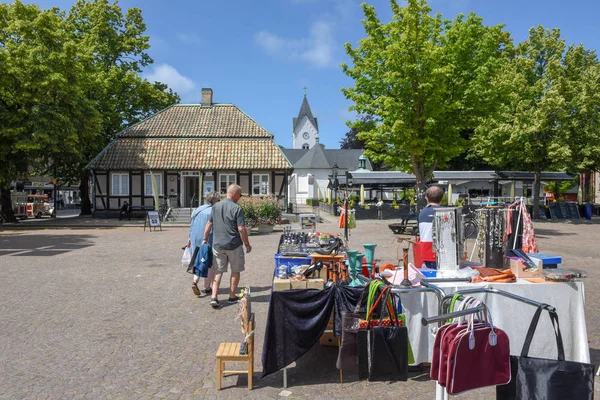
[365,286,391,322]
[353,283,373,314]
[520,304,565,361]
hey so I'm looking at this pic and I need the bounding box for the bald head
[426,185,444,205]
[227,184,242,202]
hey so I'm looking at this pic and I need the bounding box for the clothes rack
[421,304,489,400]
[440,287,555,314]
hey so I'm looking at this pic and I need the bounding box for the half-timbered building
[87,88,292,213]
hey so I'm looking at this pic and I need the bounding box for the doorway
[184,176,199,207]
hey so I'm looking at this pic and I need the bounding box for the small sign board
[144,210,162,231]
[299,213,316,230]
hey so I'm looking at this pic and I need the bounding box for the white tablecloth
[400,279,589,364]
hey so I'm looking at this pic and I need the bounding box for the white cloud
[176,33,202,45]
[145,64,196,94]
[254,20,336,68]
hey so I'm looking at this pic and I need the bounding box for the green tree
[0,1,100,222]
[561,47,600,202]
[66,0,179,214]
[473,26,594,217]
[340,115,375,149]
[342,0,511,208]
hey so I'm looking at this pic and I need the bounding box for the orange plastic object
[380,263,396,272]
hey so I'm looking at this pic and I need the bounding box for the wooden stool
[216,313,255,390]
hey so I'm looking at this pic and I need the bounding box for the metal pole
[421,304,485,326]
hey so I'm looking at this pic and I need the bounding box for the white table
[400,279,589,364]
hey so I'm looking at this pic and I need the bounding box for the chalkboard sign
[548,203,559,219]
[558,202,569,219]
[537,206,547,220]
[568,203,581,219]
[144,211,162,231]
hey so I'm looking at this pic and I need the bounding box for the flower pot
[257,224,274,233]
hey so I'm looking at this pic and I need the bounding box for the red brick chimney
[201,88,213,106]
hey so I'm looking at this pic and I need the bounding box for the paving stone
[0,221,599,398]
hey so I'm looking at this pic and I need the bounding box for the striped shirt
[418,205,441,242]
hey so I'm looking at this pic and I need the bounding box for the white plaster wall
[292,117,318,149]
[288,168,331,205]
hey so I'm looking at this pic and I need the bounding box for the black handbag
[336,285,369,372]
[358,287,409,382]
[186,246,200,275]
[496,304,595,400]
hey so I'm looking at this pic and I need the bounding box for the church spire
[293,94,318,132]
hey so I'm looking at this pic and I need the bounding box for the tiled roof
[119,104,273,138]
[88,138,291,170]
[281,148,373,171]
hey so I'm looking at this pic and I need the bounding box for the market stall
[261,201,594,398]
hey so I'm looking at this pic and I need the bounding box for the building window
[111,173,129,196]
[144,173,163,196]
[220,174,236,194]
[302,143,309,149]
[253,174,270,195]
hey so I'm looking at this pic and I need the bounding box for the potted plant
[238,196,281,233]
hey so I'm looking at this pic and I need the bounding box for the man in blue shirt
[189,191,221,296]
[418,185,444,269]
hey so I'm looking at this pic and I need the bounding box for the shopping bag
[496,304,595,400]
[181,246,192,267]
[186,246,200,275]
[367,289,408,382]
[336,310,364,372]
[358,287,409,381]
[368,324,409,382]
[336,285,369,372]
[358,284,390,379]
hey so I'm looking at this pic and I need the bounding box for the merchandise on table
[432,207,466,270]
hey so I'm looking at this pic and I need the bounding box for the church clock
[302,132,310,140]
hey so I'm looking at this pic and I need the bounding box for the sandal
[191,282,201,296]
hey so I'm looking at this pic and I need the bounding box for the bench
[127,205,155,219]
[388,214,419,235]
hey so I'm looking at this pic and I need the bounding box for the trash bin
[585,204,593,220]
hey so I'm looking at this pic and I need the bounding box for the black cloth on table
[261,285,365,378]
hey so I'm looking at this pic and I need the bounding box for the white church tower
[292,95,319,149]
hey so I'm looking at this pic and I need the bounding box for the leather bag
[446,313,511,394]
[496,304,595,400]
[336,285,369,372]
[359,287,409,381]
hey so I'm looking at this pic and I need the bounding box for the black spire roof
[293,95,318,132]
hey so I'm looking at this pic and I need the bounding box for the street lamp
[344,171,353,240]
[332,163,339,215]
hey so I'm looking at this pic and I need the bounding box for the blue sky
[29,0,600,149]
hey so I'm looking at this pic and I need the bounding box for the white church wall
[292,116,318,149]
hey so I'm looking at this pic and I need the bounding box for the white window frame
[253,174,270,195]
[219,174,236,194]
[111,173,129,196]
[144,173,163,196]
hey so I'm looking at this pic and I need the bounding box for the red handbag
[446,313,511,395]
[435,321,487,386]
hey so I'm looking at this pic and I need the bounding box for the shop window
[111,173,129,196]
[220,174,236,194]
[253,174,270,195]
[144,173,163,196]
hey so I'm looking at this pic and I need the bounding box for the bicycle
[463,208,480,239]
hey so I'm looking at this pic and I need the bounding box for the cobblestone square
[1,220,599,399]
